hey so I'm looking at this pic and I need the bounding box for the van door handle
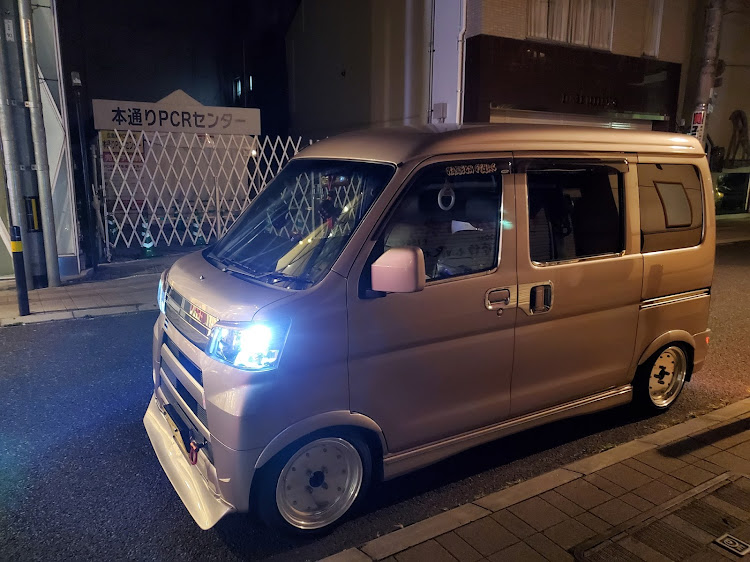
[519,282,553,315]
[485,287,516,311]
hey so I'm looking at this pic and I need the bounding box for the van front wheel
[635,344,689,411]
[256,433,371,534]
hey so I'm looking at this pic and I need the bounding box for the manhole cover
[715,534,750,556]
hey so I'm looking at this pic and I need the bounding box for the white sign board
[92,98,261,135]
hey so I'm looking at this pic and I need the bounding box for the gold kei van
[144,125,714,533]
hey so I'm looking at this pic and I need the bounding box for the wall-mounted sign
[93,91,260,135]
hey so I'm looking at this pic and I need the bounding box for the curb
[0,302,159,326]
[321,397,750,562]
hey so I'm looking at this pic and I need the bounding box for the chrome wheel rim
[276,438,363,530]
[648,346,687,408]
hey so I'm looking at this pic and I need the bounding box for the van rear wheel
[256,432,371,535]
[635,344,689,411]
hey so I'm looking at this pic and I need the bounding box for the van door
[511,158,642,416]
[347,157,516,452]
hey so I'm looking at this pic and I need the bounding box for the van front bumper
[144,394,235,529]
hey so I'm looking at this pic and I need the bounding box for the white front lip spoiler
[143,395,234,529]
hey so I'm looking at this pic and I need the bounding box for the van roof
[294,124,705,165]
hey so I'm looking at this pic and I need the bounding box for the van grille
[164,287,217,350]
[162,360,208,428]
[164,334,203,386]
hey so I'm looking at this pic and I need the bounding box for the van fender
[253,411,388,470]
[637,330,696,366]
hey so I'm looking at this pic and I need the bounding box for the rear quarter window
[638,164,703,253]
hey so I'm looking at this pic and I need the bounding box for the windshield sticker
[446,162,497,176]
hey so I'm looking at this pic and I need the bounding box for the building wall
[706,2,750,151]
[465,0,698,128]
[286,0,431,139]
[467,0,695,65]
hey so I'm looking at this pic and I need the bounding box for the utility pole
[18,0,59,286]
[0,4,33,290]
[690,0,724,145]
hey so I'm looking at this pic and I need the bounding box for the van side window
[527,165,624,263]
[638,164,703,252]
[380,161,503,281]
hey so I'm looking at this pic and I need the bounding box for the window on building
[527,164,624,263]
[380,161,503,281]
[643,0,664,56]
[528,0,615,51]
[638,164,703,252]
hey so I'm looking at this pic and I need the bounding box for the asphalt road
[1,241,749,562]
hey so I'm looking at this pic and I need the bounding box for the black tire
[633,343,691,412]
[254,430,372,535]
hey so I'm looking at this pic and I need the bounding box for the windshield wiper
[259,271,314,286]
[216,257,264,280]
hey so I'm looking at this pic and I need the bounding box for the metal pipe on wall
[456,0,467,124]
[18,0,60,286]
[0,16,34,290]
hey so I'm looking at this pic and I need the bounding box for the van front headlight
[157,269,170,315]
[207,320,290,371]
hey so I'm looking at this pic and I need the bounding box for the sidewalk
[0,251,188,326]
[716,213,750,245]
[325,399,750,562]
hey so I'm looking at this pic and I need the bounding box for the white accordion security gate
[98,130,312,258]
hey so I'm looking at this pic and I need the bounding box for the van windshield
[208,159,395,288]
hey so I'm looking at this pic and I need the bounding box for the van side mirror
[371,247,426,293]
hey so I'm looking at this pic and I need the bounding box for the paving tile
[361,504,490,560]
[589,498,641,526]
[454,517,518,557]
[658,474,693,493]
[705,451,750,473]
[72,305,139,318]
[539,490,585,517]
[658,437,722,461]
[508,497,569,532]
[596,462,654,491]
[320,548,372,562]
[639,417,717,446]
[524,532,574,562]
[727,440,750,461]
[634,449,689,473]
[631,480,682,506]
[395,540,457,562]
[475,469,581,511]
[692,459,730,476]
[691,418,750,450]
[543,518,597,550]
[584,473,627,497]
[621,458,665,479]
[554,479,613,510]
[563,440,656,475]
[488,541,546,562]
[1,310,74,325]
[672,464,718,486]
[490,509,536,539]
[575,512,612,534]
[619,492,656,512]
[435,532,483,562]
